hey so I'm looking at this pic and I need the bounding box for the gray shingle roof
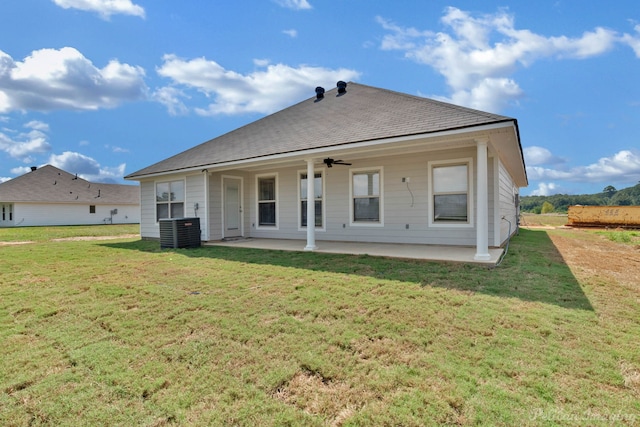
[0,165,140,204]
[126,82,518,179]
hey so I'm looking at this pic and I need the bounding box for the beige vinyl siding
[140,174,205,240]
[207,173,222,241]
[489,156,497,247]
[138,145,519,247]
[246,148,479,246]
[185,174,205,240]
[10,202,139,227]
[498,159,519,246]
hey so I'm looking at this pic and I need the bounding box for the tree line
[520,183,640,213]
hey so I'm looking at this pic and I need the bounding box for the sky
[1,0,639,196]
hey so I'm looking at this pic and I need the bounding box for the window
[429,160,472,226]
[89,205,96,214]
[257,176,277,227]
[351,169,382,223]
[156,180,185,221]
[300,172,323,228]
[1,204,12,221]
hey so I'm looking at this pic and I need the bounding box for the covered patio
[205,238,504,266]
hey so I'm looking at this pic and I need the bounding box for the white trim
[349,166,384,227]
[154,178,186,222]
[202,170,210,241]
[427,158,474,228]
[125,122,518,180]
[297,168,326,232]
[221,175,244,239]
[475,140,491,260]
[303,160,318,251]
[255,172,279,230]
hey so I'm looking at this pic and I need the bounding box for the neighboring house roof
[0,165,140,204]
[126,82,525,183]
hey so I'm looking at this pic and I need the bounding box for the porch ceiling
[195,122,524,181]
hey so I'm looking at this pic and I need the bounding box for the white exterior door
[223,178,242,238]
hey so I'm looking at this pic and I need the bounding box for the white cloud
[105,144,130,153]
[527,149,640,184]
[253,58,271,67]
[0,47,147,113]
[155,55,361,116]
[377,8,620,112]
[283,29,298,38]
[49,151,126,183]
[531,182,559,196]
[52,0,145,19]
[9,166,34,176]
[622,24,640,57]
[152,86,189,116]
[523,146,565,166]
[440,77,523,112]
[273,0,311,10]
[0,120,52,162]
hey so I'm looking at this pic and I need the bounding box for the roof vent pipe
[315,86,325,101]
[336,81,347,96]
[30,166,37,171]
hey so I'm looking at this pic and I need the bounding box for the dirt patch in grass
[545,229,640,288]
[52,234,139,241]
[273,370,364,426]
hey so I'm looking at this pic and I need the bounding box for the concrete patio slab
[205,238,504,266]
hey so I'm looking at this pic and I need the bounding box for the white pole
[304,158,317,251]
[475,138,491,261]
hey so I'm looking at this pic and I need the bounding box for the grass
[520,213,568,228]
[1,226,639,426]
[0,224,139,242]
[595,230,640,245]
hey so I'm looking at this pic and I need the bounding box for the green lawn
[1,226,638,426]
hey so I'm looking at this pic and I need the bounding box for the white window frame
[428,158,474,228]
[1,204,12,221]
[155,179,186,222]
[298,169,325,231]
[349,167,384,227]
[255,173,279,230]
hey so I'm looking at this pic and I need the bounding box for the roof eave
[125,120,519,181]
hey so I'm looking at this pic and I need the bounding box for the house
[0,165,140,227]
[125,82,527,261]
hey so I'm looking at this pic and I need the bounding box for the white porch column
[202,169,209,241]
[474,138,491,261]
[304,158,317,251]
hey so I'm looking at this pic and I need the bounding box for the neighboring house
[0,165,140,227]
[125,82,527,260]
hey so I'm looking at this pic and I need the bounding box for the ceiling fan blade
[323,157,351,167]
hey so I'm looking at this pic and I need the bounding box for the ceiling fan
[323,158,352,167]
